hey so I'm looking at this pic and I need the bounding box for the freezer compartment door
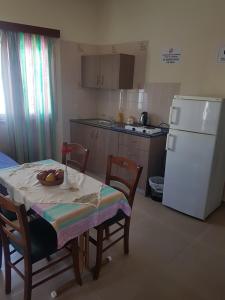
[163,129,216,219]
[169,98,221,134]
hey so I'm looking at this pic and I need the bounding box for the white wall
[0,0,98,43]
[60,41,98,143]
[96,0,225,97]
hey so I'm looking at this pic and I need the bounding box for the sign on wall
[161,48,182,64]
[217,47,225,63]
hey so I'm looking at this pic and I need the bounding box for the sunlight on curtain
[0,42,6,114]
[0,33,53,117]
[18,33,56,161]
[19,34,52,116]
[0,30,56,162]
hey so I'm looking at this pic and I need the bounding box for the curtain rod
[0,20,60,38]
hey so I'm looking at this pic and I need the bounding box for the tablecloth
[0,159,131,248]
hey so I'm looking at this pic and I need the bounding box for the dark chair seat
[11,218,57,263]
[100,209,125,228]
[0,208,17,221]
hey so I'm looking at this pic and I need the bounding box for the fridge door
[162,129,216,219]
[169,97,221,135]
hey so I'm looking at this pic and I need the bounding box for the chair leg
[124,217,130,255]
[4,244,11,294]
[0,238,2,269]
[71,238,82,286]
[93,227,104,280]
[24,258,32,300]
[105,227,110,240]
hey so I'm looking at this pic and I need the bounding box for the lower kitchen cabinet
[70,122,97,172]
[70,121,166,195]
[70,123,118,177]
[91,127,118,177]
[117,133,166,192]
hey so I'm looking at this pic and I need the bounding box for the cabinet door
[81,54,135,89]
[81,55,100,88]
[70,123,86,145]
[118,133,150,152]
[100,54,135,89]
[70,123,119,176]
[117,144,148,190]
[93,128,119,178]
[70,122,98,172]
[118,133,150,191]
[119,54,135,89]
[100,55,120,89]
[85,127,99,173]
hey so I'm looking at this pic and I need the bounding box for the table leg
[84,231,89,269]
[79,231,90,271]
[79,234,85,272]
[51,231,90,298]
[51,231,113,298]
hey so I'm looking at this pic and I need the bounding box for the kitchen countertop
[70,119,168,138]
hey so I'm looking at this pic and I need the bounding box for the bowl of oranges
[37,169,64,186]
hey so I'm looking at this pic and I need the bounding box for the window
[19,34,52,116]
[0,33,53,117]
[0,58,6,115]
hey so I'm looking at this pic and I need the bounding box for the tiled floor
[1,193,225,300]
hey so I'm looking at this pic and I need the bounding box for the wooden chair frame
[62,142,89,173]
[0,205,35,270]
[89,155,143,280]
[0,194,82,300]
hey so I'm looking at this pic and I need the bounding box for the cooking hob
[124,125,162,135]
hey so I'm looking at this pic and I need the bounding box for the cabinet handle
[101,75,104,87]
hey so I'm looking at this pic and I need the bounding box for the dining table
[0,159,131,296]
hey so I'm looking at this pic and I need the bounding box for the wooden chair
[0,207,42,270]
[0,192,35,270]
[89,155,143,280]
[0,184,17,269]
[0,207,17,269]
[62,142,89,173]
[0,194,82,300]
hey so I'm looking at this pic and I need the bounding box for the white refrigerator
[162,95,225,220]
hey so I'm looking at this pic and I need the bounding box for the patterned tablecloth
[0,152,18,195]
[0,160,131,248]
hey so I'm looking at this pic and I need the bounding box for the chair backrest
[62,142,89,173]
[105,155,143,208]
[0,194,31,257]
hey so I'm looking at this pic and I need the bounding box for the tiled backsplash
[96,83,180,126]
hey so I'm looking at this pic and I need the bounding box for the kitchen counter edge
[70,119,168,138]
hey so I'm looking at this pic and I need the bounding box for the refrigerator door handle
[166,134,176,151]
[169,106,180,125]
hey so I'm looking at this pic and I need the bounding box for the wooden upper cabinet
[81,54,135,89]
[81,55,100,88]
